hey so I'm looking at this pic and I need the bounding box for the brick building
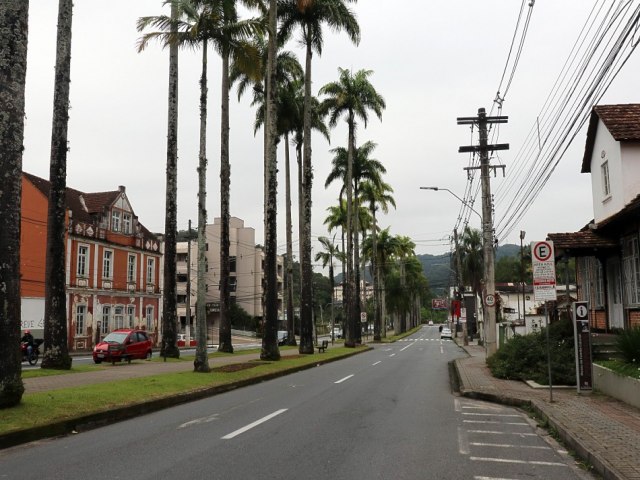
[20,172,163,351]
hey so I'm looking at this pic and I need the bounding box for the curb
[1,346,372,450]
[452,358,623,480]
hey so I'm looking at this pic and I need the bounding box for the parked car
[277,330,289,346]
[440,327,453,340]
[93,329,153,364]
[332,327,342,339]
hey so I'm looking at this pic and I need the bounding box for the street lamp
[420,186,482,222]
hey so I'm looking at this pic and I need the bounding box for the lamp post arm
[420,186,482,221]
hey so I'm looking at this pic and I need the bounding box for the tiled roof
[83,191,121,214]
[582,104,640,173]
[22,171,156,239]
[546,230,617,252]
[594,104,640,141]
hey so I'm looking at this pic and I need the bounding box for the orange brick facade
[20,173,162,351]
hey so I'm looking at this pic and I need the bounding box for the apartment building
[176,217,283,341]
[20,172,163,351]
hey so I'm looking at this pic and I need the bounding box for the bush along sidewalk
[487,319,576,386]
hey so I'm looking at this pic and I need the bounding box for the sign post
[531,240,557,402]
[573,301,593,392]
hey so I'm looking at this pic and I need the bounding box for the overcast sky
[23,1,640,264]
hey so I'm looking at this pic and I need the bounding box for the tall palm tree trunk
[344,112,356,348]
[218,47,233,353]
[0,0,29,407]
[371,210,381,341]
[261,0,280,360]
[194,40,210,373]
[353,181,361,343]
[299,30,314,354]
[285,133,296,346]
[42,0,73,370]
[160,0,180,360]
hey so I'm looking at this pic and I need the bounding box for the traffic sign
[573,301,592,391]
[485,294,496,307]
[531,240,557,301]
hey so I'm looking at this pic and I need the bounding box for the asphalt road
[3,326,594,480]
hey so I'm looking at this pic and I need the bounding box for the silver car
[440,327,453,340]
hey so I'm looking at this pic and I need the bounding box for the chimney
[118,185,126,193]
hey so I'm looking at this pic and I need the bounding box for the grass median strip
[3,346,369,436]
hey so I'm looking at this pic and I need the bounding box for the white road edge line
[470,457,567,466]
[474,476,521,480]
[335,374,354,384]
[467,430,537,436]
[221,409,288,440]
[372,361,382,366]
[470,442,550,449]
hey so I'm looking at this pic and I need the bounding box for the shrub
[487,318,576,386]
[616,327,640,364]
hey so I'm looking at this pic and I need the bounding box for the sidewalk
[454,340,640,480]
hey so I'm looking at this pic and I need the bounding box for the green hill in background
[418,244,521,294]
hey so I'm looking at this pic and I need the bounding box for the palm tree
[138,0,182,361]
[319,68,385,347]
[279,0,360,354]
[324,201,347,311]
[315,236,340,342]
[364,227,397,336]
[460,226,484,300]
[325,140,387,339]
[0,0,29,407]
[216,0,264,354]
[261,0,280,360]
[139,0,221,371]
[359,179,395,341]
[41,0,74,370]
[393,235,416,334]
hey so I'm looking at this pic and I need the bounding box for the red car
[93,329,153,364]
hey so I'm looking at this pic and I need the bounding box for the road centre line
[335,374,354,384]
[470,457,567,467]
[389,353,396,357]
[458,427,470,455]
[372,361,382,366]
[400,343,414,352]
[221,409,287,439]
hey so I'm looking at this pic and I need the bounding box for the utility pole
[186,219,192,343]
[458,107,508,357]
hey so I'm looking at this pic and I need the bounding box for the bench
[316,340,328,353]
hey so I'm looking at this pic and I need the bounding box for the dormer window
[123,213,132,234]
[112,210,121,232]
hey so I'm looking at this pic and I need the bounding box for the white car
[440,327,453,340]
[332,327,342,339]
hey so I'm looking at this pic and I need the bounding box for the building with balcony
[20,172,163,351]
[176,217,283,342]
